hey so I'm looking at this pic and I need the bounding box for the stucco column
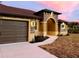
[43,22,47,36]
[55,20,58,35]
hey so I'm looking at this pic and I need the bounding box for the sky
[1,1,79,22]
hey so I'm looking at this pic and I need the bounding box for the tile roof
[0,4,42,19]
[36,9,61,15]
[0,4,61,20]
[58,19,68,24]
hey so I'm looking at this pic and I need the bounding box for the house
[0,4,61,43]
[58,19,69,35]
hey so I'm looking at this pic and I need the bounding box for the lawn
[40,34,79,58]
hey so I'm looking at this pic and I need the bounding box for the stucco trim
[0,16,30,21]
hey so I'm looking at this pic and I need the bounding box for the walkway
[0,42,57,58]
[32,36,58,46]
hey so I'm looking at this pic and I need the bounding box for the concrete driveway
[0,42,57,58]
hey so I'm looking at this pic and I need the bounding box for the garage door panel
[2,26,26,30]
[0,38,26,44]
[0,37,26,40]
[1,30,26,35]
[1,35,26,37]
[2,29,26,32]
[0,20,28,44]
[2,20,26,25]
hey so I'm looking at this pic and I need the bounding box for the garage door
[0,20,28,44]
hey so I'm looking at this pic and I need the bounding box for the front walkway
[0,42,57,58]
[32,36,58,46]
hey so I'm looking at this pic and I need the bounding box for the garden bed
[30,36,49,43]
[40,34,79,58]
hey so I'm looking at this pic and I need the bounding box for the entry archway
[47,18,56,35]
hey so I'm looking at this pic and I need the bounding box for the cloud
[39,1,79,12]
[38,1,79,21]
[59,15,67,20]
[69,4,79,20]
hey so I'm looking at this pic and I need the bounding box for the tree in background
[68,22,79,33]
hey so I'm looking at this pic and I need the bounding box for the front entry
[47,18,56,35]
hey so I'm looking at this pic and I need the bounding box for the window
[62,25,64,28]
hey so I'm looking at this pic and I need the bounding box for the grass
[40,34,79,58]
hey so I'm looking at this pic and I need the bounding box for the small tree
[68,22,79,33]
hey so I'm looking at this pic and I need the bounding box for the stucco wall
[0,16,39,42]
[60,22,68,35]
[39,22,44,35]
[28,19,39,42]
[43,12,58,36]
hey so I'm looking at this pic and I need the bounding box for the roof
[0,4,61,20]
[0,4,42,19]
[36,9,61,15]
[58,19,68,24]
[69,22,79,25]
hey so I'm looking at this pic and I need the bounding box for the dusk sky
[1,1,79,22]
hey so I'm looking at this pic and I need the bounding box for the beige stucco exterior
[0,11,59,42]
[0,16,37,42]
[60,22,68,35]
[28,19,39,42]
[38,12,58,37]
[0,4,65,43]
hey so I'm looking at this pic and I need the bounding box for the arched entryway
[47,18,56,35]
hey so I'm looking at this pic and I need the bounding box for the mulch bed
[30,36,49,43]
[40,34,79,58]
